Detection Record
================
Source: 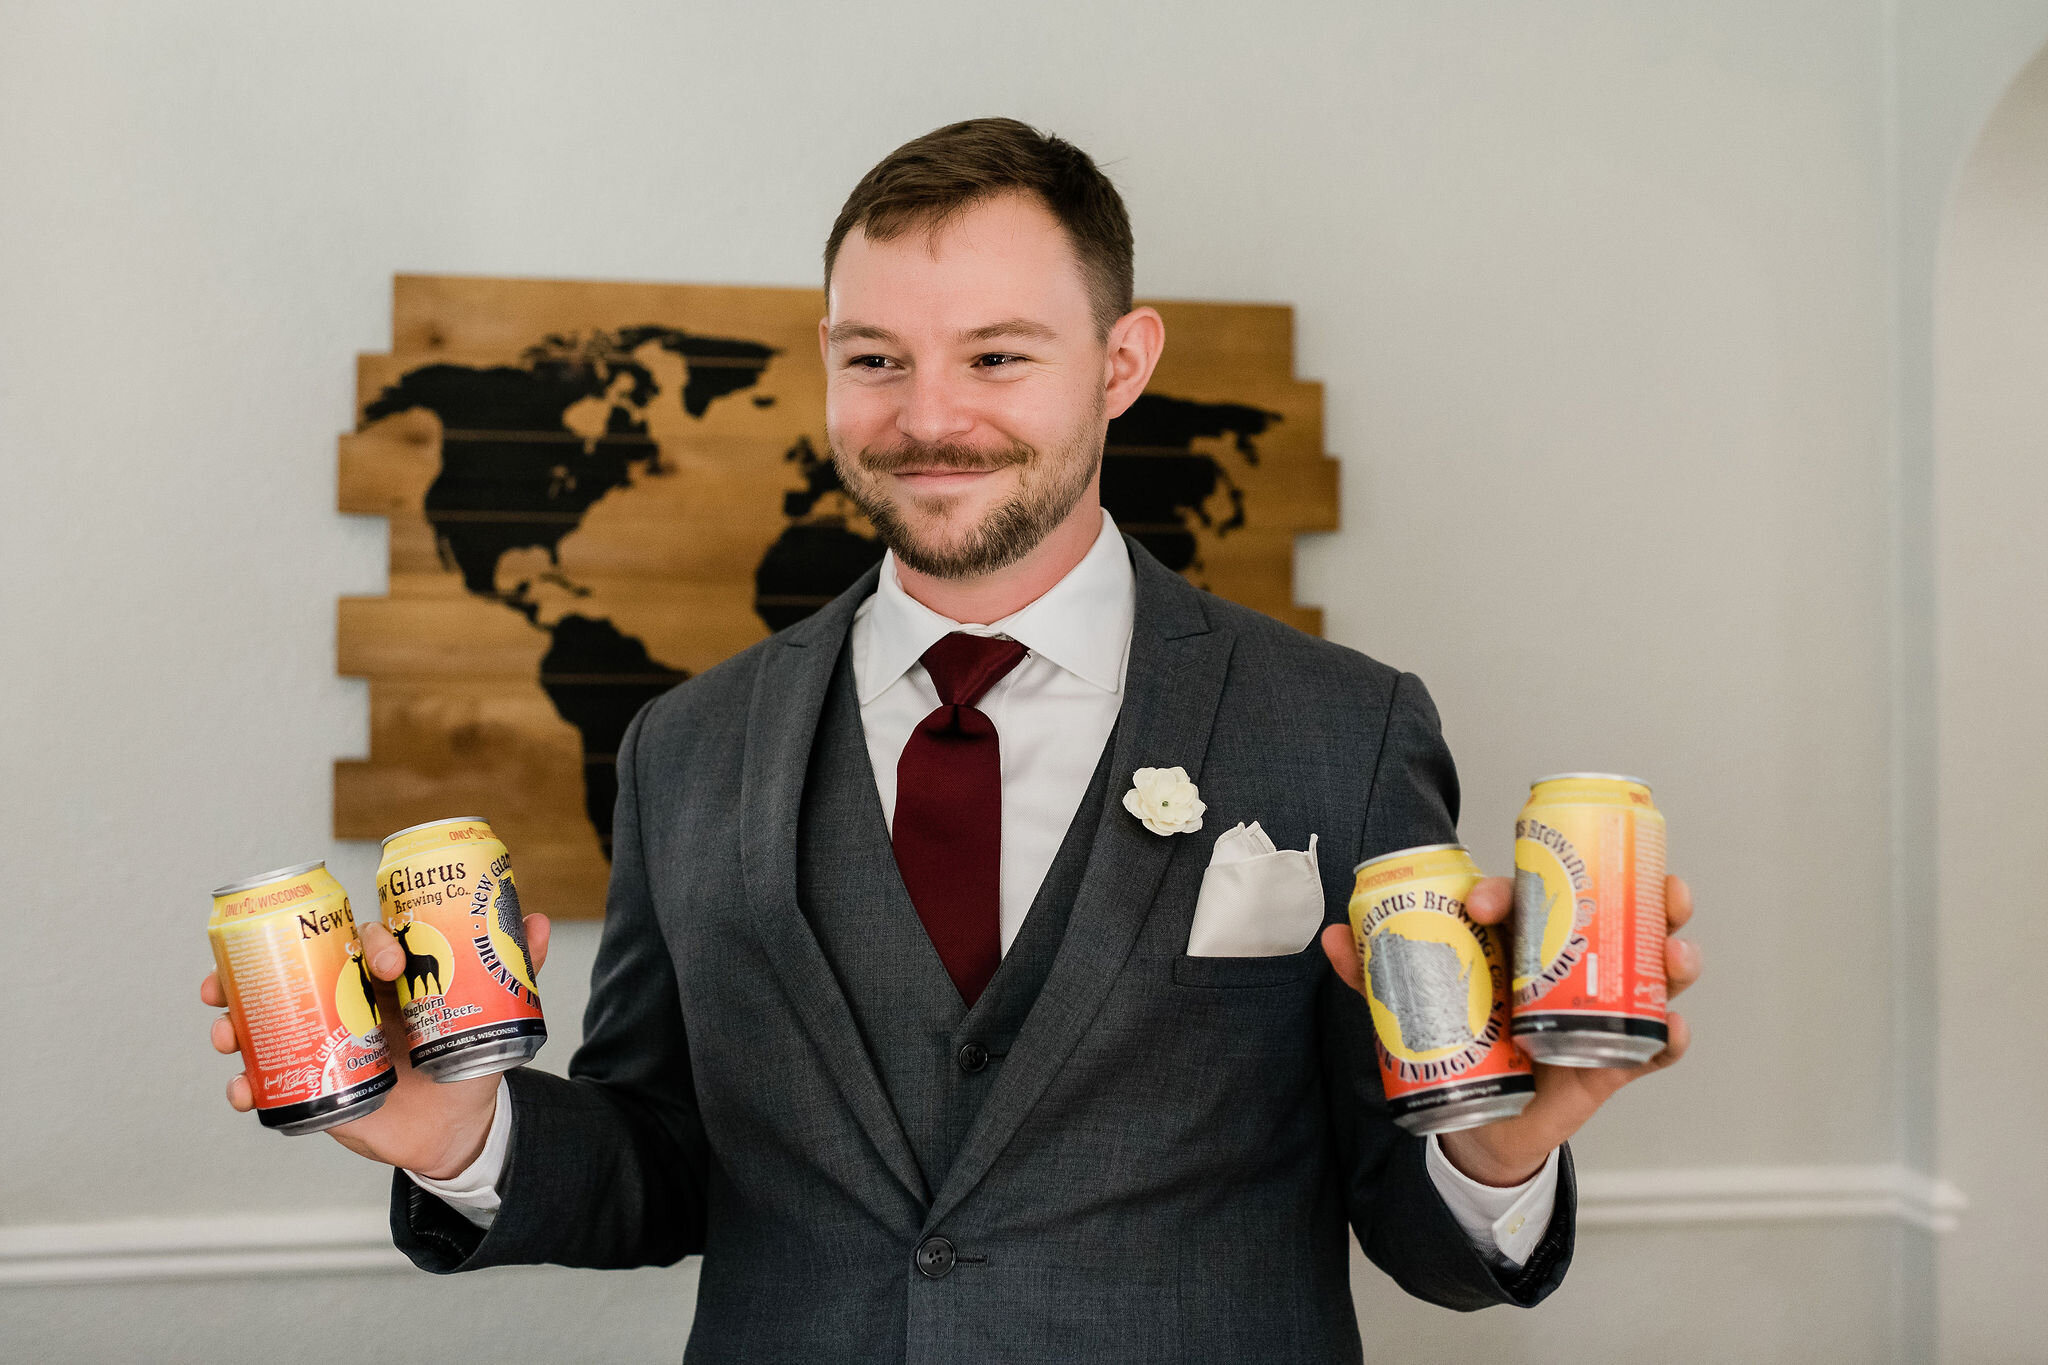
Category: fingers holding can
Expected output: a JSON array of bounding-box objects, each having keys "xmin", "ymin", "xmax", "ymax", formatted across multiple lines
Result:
[
  {"xmin": 1318, "ymin": 922, "xmax": 1365, "ymax": 999},
  {"xmin": 210, "ymin": 1005, "xmax": 253, "ymax": 1112},
  {"xmin": 1666, "ymin": 936, "xmax": 1703, "ymax": 999},
  {"xmin": 524, "ymin": 912, "xmax": 552, "ymax": 978},
  {"xmin": 1632, "ymin": 1009, "xmax": 1692, "ymax": 1076},
  {"xmin": 1660, "ymin": 1009, "xmax": 1692, "ymax": 1065},
  {"xmin": 204, "ymin": 968, "xmax": 254, "ymax": 1110},
  {"xmin": 1664, "ymin": 874, "xmax": 1694, "ymax": 932},
  {"xmin": 1461, "ymin": 875, "xmax": 1513, "ymax": 926},
  {"xmin": 356, "ymin": 920, "xmax": 405, "ymax": 981}
]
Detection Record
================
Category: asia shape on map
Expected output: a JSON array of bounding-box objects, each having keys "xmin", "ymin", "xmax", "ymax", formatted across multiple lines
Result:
[{"xmin": 338, "ymin": 276, "xmax": 1338, "ymax": 918}]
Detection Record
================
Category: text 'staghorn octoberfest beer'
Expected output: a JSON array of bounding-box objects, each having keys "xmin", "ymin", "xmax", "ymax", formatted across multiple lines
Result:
[
  {"xmin": 1349, "ymin": 844, "xmax": 1534, "ymax": 1135},
  {"xmin": 207, "ymin": 862, "xmax": 396, "ymax": 1134},
  {"xmin": 376, "ymin": 817, "xmax": 546, "ymax": 1082}
]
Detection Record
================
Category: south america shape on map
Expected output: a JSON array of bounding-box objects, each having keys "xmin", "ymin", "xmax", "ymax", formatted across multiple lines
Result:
[{"xmin": 338, "ymin": 275, "xmax": 1337, "ymax": 919}]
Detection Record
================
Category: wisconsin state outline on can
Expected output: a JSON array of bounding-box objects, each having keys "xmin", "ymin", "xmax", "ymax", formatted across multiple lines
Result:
[{"xmin": 1349, "ymin": 844, "xmax": 1534, "ymax": 1135}]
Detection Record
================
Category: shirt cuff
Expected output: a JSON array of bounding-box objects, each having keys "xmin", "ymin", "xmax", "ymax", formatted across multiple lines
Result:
[
  {"xmin": 402, "ymin": 1077, "xmax": 512, "ymax": 1230},
  {"xmin": 1423, "ymin": 1135, "xmax": 1561, "ymax": 1270}
]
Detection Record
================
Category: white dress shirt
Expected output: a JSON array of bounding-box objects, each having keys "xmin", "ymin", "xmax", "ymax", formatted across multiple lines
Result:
[
  {"xmin": 410, "ymin": 508, "xmax": 1558, "ymax": 1267},
  {"xmin": 852, "ymin": 502, "xmax": 1133, "ymax": 952}
]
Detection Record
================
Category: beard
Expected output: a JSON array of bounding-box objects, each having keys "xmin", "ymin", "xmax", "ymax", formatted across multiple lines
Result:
[{"xmin": 830, "ymin": 403, "xmax": 1104, "ymax": 581}]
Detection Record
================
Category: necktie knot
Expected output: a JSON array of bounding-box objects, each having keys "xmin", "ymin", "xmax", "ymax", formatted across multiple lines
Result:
[{"xmin": 920, "ymin": 632, "xmax": 1029, "ymax": 709}]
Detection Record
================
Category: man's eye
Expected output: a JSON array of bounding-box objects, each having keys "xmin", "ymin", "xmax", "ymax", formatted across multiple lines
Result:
[
  {"xmin": 975, "ymin": 354, "xmax": 1025, "ymax": 368},
  {"xmin": 849, "ymin": 355, "xmax": 895, "ymax": 370}
]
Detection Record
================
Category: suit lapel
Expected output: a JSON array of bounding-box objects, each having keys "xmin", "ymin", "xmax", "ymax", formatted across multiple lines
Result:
[
  {"xmin": 925, "ymin": 542, "xmax": 1235, "ymax": 1230},
  {"xmin": 737, "ymin": 565, "xmax": 931, "ymax": 1208}
]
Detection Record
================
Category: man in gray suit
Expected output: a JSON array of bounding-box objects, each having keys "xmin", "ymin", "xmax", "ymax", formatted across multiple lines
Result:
[{"xmin": 205, "ymin": 119, "xmax": 1700, "ymax": 1361}]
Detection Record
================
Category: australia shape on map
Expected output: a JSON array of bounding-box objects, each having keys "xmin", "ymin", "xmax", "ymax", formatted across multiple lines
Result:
[{"xmin": 362, "ymin": 327, "xmax": 1278, "ymax": 860}]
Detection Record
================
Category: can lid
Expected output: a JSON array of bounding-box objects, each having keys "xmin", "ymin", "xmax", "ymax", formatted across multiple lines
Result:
[
  {"xmin": 1531, "ymin": 772, "xmax": 1651, "ymax": 792},
  {"xmin": 211, "ymin": 860, "xmax": 326, "ymax": 898},
  {"xmin": 380, "ymin": 817, "xmax": 490, "ymax": 846},
  {"xmin": 1351, "ymin": 842, "xmax": 1467, "ymax": 875}
]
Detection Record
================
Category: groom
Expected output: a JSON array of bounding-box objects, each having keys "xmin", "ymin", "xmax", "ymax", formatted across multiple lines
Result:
[{"xmin": 207, "ymin": 118, "xmax": 1700, "ymax": 1362}]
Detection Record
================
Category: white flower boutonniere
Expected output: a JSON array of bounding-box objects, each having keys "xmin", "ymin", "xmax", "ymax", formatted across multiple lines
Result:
[{"xmin": 1123, "ymin": 766, "xmax": 1206, "ymax": 836}]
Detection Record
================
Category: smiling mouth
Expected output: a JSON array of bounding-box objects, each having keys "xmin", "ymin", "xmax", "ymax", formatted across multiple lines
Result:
[
  {"xmin": 885, "ymin": 469, "xmax": 1010, "ymax": 500},
  {"xmin": 857, "ymin": 441, "xmax": 1032, "ymax": 481}
]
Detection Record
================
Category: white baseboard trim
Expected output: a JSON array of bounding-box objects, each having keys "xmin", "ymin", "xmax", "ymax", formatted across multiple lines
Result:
[
  {"xmin": 0, "ymin": 1210, "xmax": 405, "ymax": 1288},
  {"xmin": 0, "ymin": 1164, "xmax": 1966, "ymax": 1288},
  {"xmin": 1578, "ymin": 1163, "xmax": 1967, "ymax": 1234}
]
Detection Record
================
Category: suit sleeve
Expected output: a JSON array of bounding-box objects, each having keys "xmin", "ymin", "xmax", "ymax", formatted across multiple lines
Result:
[
  {"xmin": 391, "ymin": 701, "xmax": 710, "ymax": 1272},
  {"xmin": 1318, "ymin": 670, "xmax": 1576, "ymax": 1309}
]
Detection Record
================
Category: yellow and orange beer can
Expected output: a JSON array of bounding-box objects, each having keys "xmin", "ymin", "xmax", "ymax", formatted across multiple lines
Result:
[
  {"xmin": 376, "ymin": 817, "xmax": 545, "ymax": 1083},
  {"xmin": 1349, "ymin": 844, "xmax": 1534, "ymax": 1135},
  {"xmin": 207, "ymin": 862, "xmax": 396, "ymax": 1134},
  {"xmin": 1511, "ymin": 774, "xmax": 1668, "ymax": 1067}
]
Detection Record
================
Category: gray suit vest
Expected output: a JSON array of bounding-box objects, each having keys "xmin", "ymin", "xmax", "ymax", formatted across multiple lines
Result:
[{"xmin": 796, "ymin": 644, "xmax": 1116, "ymax": 1192}]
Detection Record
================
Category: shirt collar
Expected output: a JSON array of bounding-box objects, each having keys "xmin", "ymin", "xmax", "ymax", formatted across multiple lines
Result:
[{"xmin": 854, "ymin": 508, "xmax": 1134, "ymax": 704}]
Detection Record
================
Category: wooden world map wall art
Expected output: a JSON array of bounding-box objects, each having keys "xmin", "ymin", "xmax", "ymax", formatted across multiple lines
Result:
[{"xmin": 337, "ymin": 274, "xmax": 1338, "ymax": 919}]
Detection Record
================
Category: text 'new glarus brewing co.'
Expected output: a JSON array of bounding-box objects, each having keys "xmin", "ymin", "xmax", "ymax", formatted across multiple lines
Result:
[
  {"xmin": 1348, "ymin": 844, "xmax": 1534, "ymax": 1135},
  {"xmin": 377, "ymin": 817, "xmax": 547, "ymax": 1082},
  {"xmin": 1511, "ymin": 774, "xmax": 1669, "ymax": 1067},
  {"xmin": 206, "ymin": 862, "xmax": 396, "ymax": 1134}
]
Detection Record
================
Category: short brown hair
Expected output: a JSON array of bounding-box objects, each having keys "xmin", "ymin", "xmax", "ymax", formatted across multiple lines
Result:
[{"xmin": 824, "ymin": 118, "xmax": 1135, "ymax": 336}]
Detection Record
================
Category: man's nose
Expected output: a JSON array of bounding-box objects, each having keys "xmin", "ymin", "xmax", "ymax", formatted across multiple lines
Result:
[{"xmin": 895, "ymin": 369, "xmax": 977, "ymax": 447}]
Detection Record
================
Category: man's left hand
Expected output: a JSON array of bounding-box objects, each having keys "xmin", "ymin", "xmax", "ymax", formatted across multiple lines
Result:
[{"xmin": 1320, "ymin": 874, "xmax": 1700, "ymax": 1187}]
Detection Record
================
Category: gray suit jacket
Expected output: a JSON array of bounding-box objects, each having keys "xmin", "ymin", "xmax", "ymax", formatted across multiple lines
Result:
[{"xmin": 392, "ymin": 537, "xmax": 1575, "ymax": 1362}]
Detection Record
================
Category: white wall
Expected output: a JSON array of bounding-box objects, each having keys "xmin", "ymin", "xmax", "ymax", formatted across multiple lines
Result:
[
  {"xmin": 0, "ymin": 2, "xmax": 2037, "ymax": 1360},
  {"xmin": 1934, "ymin": 45, "xmax": 2048, "ymax": 1365}
]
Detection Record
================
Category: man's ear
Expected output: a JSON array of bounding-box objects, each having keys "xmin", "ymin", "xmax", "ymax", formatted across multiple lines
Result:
[{"xmin": 1102, "ymin": 306, "xmax": 1166, "ymax": 421}]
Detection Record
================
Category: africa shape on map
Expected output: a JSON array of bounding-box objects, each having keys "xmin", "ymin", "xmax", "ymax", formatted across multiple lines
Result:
[{"xmin": 360, "ymin": 325, "xmax": 1281, "ymax": 859}]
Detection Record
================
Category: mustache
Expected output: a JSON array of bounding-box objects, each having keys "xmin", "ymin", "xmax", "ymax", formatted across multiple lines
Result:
[{"xmin": 853, "ymin": 440, "xmax": 1031, "ymax": 476}]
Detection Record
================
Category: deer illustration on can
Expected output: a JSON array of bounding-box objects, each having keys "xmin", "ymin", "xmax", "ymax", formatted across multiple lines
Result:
[
  {"xmin": 347, "ymin": 940, "xmax": 381, "ymax": 1028},
  {"xmin": 391, "ymin": 917, "xmax": 444, "ymax": 999}
]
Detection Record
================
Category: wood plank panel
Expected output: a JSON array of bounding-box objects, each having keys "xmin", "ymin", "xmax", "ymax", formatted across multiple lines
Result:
[{"xmin": 339, "ymin": 274, "xmax": 1340, "ymax": 918}]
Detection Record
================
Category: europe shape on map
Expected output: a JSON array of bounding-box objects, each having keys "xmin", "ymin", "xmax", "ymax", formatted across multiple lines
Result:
[{"xmin": 338, "ymin": 276, "xmax": 1338, "ymax": 919}]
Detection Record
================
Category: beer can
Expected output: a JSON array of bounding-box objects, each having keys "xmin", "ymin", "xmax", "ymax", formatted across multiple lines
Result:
[
  {"xmin": 1349, "ymin": 843, "xmax": 1535, "ymax": 1135},
  {"xmin": 376, "ymin": 817, "xmax": 546, "ymax": 1082},
  {"xmin": 1511, "ymin": 773, "xmax": 1668, "ymax": 1067},
  {"xmin": 207, "ymin": 862, "xmax": 396, "ymax": 1134}
]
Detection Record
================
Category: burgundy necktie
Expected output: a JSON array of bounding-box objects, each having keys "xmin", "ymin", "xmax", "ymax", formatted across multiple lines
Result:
[{"xmin": 893, "ymin": 632, "xmax": 1031, "ymax": 1005}]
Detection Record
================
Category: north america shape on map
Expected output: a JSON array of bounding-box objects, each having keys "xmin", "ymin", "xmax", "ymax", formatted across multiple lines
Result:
[{"xmin": 361, "ymin": 326, "xmax": 1279, "ymax": 860}]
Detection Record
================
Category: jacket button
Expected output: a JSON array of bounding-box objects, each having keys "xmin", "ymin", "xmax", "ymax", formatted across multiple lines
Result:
[
  {"xmin": 915, "ymin": 1236, "xmax": 956, "ymax": 1279},
  {"xmin": 956, "ymin": 1042, "xmax": 990, "ymax": 1074}
]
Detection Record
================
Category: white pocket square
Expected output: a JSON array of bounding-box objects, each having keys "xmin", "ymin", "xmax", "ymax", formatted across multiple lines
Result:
[{"xmin": 1185, "ymin": 821, "xmax": 1324, "ymax": 957}]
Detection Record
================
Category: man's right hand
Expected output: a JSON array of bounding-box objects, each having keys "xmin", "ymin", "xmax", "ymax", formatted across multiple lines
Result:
[{"xmin": 201, "ymin": 912, "xmax": 552, "ymax": 1180}]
